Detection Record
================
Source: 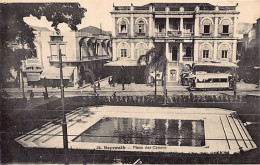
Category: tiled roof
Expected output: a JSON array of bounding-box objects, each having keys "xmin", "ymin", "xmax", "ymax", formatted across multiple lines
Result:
[
  {"xmin": 79, "ymin": 26, "xmax": 111, "ymax": 36},
  {"xmin": 31, "ymin": 26, "xmax": 51, "ymax": 31}
]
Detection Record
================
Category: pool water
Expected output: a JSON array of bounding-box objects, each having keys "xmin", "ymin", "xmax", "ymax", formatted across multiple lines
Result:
[{"xmin": 73, "ymin": 117, "xmax": 205, "ymax": 147}]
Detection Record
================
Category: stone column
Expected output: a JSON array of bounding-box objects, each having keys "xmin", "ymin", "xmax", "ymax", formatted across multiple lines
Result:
[
  {"xmin": 111, "ymin": 15, "xmax": 116, "ymax": 37},
  {"xmin": 179, "ymin": 42, "xmax": 183, "ymax": 62},
  {"xmin": 130, "ymin": 41, "xmax": 135, "ymax": 60},
  {"xmin": 166, "ymin": 42, "xmax": 170, "ymax": 60},
  {"xmin": 213, "ymin": 40, "xmax": 218, "ymax": 60},
  {"xmin": 130, "ymin": 14, "xmax": 134, "ymax": 37},
  {"xmin": 149, "ymin": 15, "xmax": 153, "ymax": 37},
  {"xmin": 194, "ymin": 41, "xmax": 199, "ymax": 62},
  {"xmin": 112, "ymin": 41, "xmax": 117, "ymax": 61},
  {"xmin": 166, "ymin": 16, "xmax": 169, "ymax": 36},
  {"xmin": 180, "ymin": 18, "xmax": 184, "ymax": 36},
  {"xmin": 234, "ymin": 16, "xmax": 238, "ymax": 37},
  {"xmin": 194, "ymin": 15, "xmax": 199, "ymax": 36},
  {"xmin": 232, "ymin": 40, "xmax": 237, "ymax": 62},
  {"xmin": 214, "ymin": 17, "xmax": 219, "ymax": 37}
]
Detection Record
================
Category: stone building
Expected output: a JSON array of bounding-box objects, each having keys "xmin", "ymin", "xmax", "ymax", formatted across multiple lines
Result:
[
  {"xmin": 22, "ymin": 26, "xmax": 112, "ymax": 88},
  {"xmin": 109, "ymin": 3, "xmax": 240, "ymax": 86}
]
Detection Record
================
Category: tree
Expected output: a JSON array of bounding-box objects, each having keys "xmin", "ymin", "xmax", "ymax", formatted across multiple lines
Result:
[
  {"xmin": 137, "ymin": 45, "xmax": 168, "ymax": 104},
  {"xmin": 0, "ymin": 3, "xmax": 87, "ymax": 87},
  {"xmin": 79, "ymin": 68, "xmax": 97, "ymax": 95}
]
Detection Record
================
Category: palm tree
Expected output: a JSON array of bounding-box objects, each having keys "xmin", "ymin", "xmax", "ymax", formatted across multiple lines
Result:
[{"xmin": 137, "ymin": 45, "xmax": 168, "ymax": 104}]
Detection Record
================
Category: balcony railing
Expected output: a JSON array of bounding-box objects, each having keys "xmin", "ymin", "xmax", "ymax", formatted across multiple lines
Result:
[
  {"xmin": 168, "ymin": 61, "xmax": 179, "ymax": 67},
  {"xmin": 118, "ymin": 33, "xmax": 128, "ymax": 37},
  {"xmin": 154, "ymin": 31, "xmax": 194, "ymax": 37},
  {"xmin": 220, "ymin": 33, "xmax": 231, "ymax": 37},
  {"xmin": 135, "ymin": 32, "xmax": 146, "ymax": 36},
  {"xmin": 25, "ymin": 58, "xmax": 40, "ymax": 64},
  {"xmin": 155, "ymin": 32, "xmax": 167, "ymax": 37},
  {"xmin": 182, "ymin": 57, "xmax": 193, "ymax": 61},
  {"xmin": 201, "ymin": 33, "xmax": 212, "ymax": 37},
  {"xmin": 167, "ymin": 31, "xmax": 182, "ymax": 37},
  {"xmin": 182, "ymin": 32, "xmax": 194, "ymax": 37}
]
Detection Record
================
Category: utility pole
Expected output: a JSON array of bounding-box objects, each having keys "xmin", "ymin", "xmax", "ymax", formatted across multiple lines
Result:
[
  {"xmin": 59, "ymin": 49, "xmax": 69, "ymax": 165},
  {"xmin": 154, "ymin": 49, "xmax": 157, "ymax": 98},
  {"xmin": 21, "ymin": 67, "xmax": 26, "ymax": 99}
]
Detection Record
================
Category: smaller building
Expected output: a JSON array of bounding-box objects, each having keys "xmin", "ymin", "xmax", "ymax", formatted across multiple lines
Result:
[{"xmin": 22, "ymin": 26, "xmax": 112, "ymax": 88}]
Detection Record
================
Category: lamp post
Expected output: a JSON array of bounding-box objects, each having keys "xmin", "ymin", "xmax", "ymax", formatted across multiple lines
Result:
[{"xmin": 59, "ymin": 48, "xmax": 69, "ymax": 165}]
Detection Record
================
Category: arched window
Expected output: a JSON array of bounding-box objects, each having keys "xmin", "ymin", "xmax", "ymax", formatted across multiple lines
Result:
[
  {"xmin": 201, "ymin": 44, "xmax": 211, "ymax": 58},
  {"xmin": 120, "ymin": 20, "xmax": 127, "ymax": 33},
  {"xmin": 202, "ymin": 19, "xmax": 212, "ymax": 34},
  {"xmin": 218, "ymin": 44, "xmax": 231, "ymax": 59},
  {"xmin": 136, "ymin": 43, "xmax": 147, "ymax": 59},
  {"xmin": 138, "ymin": 20, "xmax": 145, "ymax": 33},
  {"xmin": 221, "ymin": 19, "xmax": 232, "ymax": 34},
  {"xmin": 118, "ymin": 42, "xmax": 130, "ymax": 59}
]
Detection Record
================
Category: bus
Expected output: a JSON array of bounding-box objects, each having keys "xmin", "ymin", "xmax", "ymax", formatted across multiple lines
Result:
[
  {"xmin": 188, "ymin": 73, "xmax": 235, "ymax": 90},
  {"xmin": 187, "ymin": 62, "xmax": 237, "ymax": 90}
]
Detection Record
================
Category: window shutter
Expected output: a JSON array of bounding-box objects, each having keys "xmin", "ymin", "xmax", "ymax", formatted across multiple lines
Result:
[
  {"xmin": 210, "ymin": 24, "xmax": 213, "ymax": 34},
  {"xmin": 230, "ymin": 24, "xmax": 234, "ymax": 36},
  {"xmin": 217, "ymin": 50, "xmax": 221, "ymax": 60},
  {"xmin": 210, "ymin": 49, "xmax": 213, "ymax": 59},
  {"xmin": 200, "ymin": 23, "xmax": 203, "ymax": 34},
  {"xmin": 199, "ymin": 49, "xmax": 202, "ymax": 59},
  {"xmin": 145, "ymin": 23, "xmax": 148, "ymax": 36},
  {"xmin": 135, "ymin": 24, "xmax": 138, "ymax": 34},
  {"xmin": 228, "ymin": 49, "xmax": 232, "ymax": 59},
  {"xmin": 219, "ymin": 24, "xmax": 223, "ymax": 34},
  {"xmin": 127, "ymin": 49, "xmax": 131, "ymax": 58}
]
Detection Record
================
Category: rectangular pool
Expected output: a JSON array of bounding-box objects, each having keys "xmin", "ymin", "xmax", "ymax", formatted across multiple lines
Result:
[{"xmin": 73, "ymin": 117, "xmax": 205, "ymax": 147}]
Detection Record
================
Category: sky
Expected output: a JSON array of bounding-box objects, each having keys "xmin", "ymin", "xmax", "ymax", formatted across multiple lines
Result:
[{"xmin": 19, "ymin": 0, "xmax": 260, "ymax": 32}]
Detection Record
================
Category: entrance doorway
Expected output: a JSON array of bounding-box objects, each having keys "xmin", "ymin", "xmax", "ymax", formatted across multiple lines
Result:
[
  {"xmin": 171, "ymin": 46, "xmax": 178, "ymax": 61},
  {"xmin": 170, "ymin": 69, "xmax": 177, "ymax": 81}
]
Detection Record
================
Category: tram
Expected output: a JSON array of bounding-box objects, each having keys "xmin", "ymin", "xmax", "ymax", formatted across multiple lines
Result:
[
  {"xmin": 187, "ymin": 62, "xmax": 237, "ymax": 90},
  {"xmin": 188, "ymin": 73, "xmax": 235, "ymax": 90}
]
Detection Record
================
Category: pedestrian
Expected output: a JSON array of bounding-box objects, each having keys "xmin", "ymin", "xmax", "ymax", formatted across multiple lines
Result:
[
  {"xmin": 111, "ymin": 76, "xmax": 115, "ymax": 87},
  {"xmin": 108, "ymin": 77, "xmax": 111, "ymax": 86},
  {"xmin": 97, "ymin": 81, "xmax": 101, "ymax": 90},
  {"xmin": 30, "ymin": 90, "xmax": 34, "ymax": 100},
  {"xmin": 122, "ymin": 82, "xmax": 125, "ymax": 90},
  {"xmin": 43, "ymin": 92, "xmax": 46, "ymax": 100}
]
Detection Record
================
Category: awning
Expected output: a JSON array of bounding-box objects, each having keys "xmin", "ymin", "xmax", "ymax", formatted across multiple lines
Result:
[
  {"xmin": 26, "ymin": 73, "xmax": 41, "ymax": 81},
  {"xmin": 104, "ymin": 60, "xmax": 146, "ymax": 67},
  {"xmin": 40, "ymin": 66, "xmax": 75, "ymax": 80},
  {"xmin": 194, "ymin": 61, "xmax": 238, "ymax": 68}
]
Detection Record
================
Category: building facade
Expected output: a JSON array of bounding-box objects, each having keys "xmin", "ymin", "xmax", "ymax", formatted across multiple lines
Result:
[
  {"xmin": 22, "ymin": 26, "xmax": 112, "ymax": 88},
  {"xmin": 110, "ymin": 3, "xmax": 240, "ymax": 86}
]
